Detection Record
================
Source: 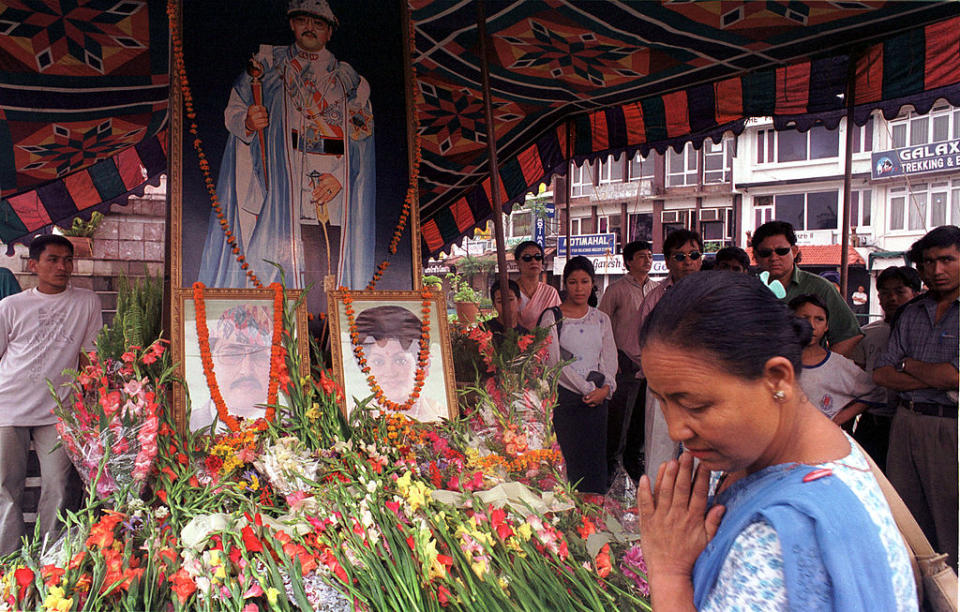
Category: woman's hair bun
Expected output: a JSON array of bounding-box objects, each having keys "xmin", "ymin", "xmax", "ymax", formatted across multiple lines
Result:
[{"xmin": 791, "ymin": 317, "xmax": 813, "ymax": 348}]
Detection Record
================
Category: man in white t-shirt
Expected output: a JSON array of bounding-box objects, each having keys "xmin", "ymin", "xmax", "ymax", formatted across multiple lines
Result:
[{"xmin": 0, "ymin": 235, "xmax": 102, "ymax": 554}]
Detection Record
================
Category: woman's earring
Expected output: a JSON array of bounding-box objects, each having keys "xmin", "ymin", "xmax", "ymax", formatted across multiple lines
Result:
[{"xmin": 773, "ymin": 390, "xmax": 786, "ymax": 401}]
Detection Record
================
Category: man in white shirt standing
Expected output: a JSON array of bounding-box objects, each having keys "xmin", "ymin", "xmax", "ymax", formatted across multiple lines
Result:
[
  {"xmin": 598, "ymin": 240, "xmax": 658, "ymax": 484},
  {"xmin": 0, "ymin": 235, "xmax": 102, "ymax": 554}
]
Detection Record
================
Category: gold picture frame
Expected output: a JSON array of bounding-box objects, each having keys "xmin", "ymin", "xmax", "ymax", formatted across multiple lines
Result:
[
  {"xmin": 171, "ymin": 287, "xmax": 309, "ymax": 431},
  {"xmin": 327, "ymin": 290, "xmax": 456, "ymax": 422}
]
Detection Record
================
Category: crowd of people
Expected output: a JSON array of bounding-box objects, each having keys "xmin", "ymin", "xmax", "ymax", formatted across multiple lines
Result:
[
  {"xmin": 2, "ymin": 220, "xmax": 956, "ymax": 607},
  {"xmin": 486, "ymin": 222, "xmax": 958, "ymax": 607}
]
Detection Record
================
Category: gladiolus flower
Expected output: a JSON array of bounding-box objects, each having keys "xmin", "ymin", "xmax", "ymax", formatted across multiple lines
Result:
[
  {"xmin": 14, "ymin": 567, "xmax": 34, "ymax": 601},
  {"xmin": 170, "ymin": 569, "xmax": 197, "ymax": 604},
  {"xmin": 241, "ymin": 525, "xmax": 263, "ymax": 553}
]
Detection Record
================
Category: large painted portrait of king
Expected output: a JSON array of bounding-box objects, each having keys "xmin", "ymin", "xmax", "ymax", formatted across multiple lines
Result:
[{"xmin": 175, "ymin": 0, "xmax": 413, "ymax": 321}]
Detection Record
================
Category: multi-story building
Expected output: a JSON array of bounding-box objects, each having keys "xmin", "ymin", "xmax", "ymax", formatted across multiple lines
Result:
[{"xmin": 435, "ymin": 101, "xmax": 960, "ymax": 319}]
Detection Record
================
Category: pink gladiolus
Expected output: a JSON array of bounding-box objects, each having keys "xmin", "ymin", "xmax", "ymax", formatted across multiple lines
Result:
[
  {"xmin": 123, "ymin": 378, "xmax": 144, "ymax": 397},
  {"xmin": 620, "ymin": 544, "xmax": 650, "ymax": 596},
  {"xmin": 120, "ymin": 351, "xmax": 136, "ymax": 363}
]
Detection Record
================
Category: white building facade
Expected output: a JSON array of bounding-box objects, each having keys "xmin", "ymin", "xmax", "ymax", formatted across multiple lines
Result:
[{"xmin": 432, "ymin": 101, "xmax": 960, "ymax": 318}]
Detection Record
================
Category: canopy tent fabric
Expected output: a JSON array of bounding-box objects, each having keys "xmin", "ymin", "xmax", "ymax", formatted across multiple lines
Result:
[
  {"xmin": 0, "ymin": 0, "xmax": 169, "ymax": 251},
  {"xmin": 414, "ymin": 1, "xmax": 960, "ymax": 258}
]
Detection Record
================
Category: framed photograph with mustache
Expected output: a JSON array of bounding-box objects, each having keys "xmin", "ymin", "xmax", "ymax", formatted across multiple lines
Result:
[
  {"xmin": 328, "ymin": 290, "xmax": 457, "ymax": 423},
  {"xmin": 171, "ymin": 287, "xmax": 309, "ymax": 432}
]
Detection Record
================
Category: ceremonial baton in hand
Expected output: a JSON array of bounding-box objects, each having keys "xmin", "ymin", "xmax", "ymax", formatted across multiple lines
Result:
[{"xmin": 247, "ymin": 56, "xmax": 268, "ymax": 190}]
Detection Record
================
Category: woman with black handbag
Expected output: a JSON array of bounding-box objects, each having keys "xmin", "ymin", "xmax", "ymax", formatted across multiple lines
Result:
[{"xmin": 539, "ymin": 256, "xmax": 618, "ymax": 496}]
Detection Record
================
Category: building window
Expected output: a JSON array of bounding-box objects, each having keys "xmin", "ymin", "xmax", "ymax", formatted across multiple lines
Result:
[
  {"xmin": 890, "ymin": 105, "xmax": 959, "ymax": 149},
  {"xmin": 510, "ymin": 210, "xmax": 532, "ymax": 239},
  {"xmin": 772, "ymin": 190, "xmax": 839, "ymax": 230},
  {"xmin": 754, "ymin": 195, "xmax": 774, "ymax": 229},
  {"xmin": 703, "ymin": 139, "xmax": 733, "ymax": 184},
  {"xmin": 598, "ymin": 154, "xmax": 624, "ymax": 184},
  {"xmin": 667, "ymin": 142, "xmax": 698, "ymax": 187},
  {"xmin": 627, "ymin": 151, "xmax": 657, "ymax": 181},
  {"xmin": 850, "ymin": 189, "xmax": 871, "ymax": 228},
  {"xmin": 758, "ymin": 125, "xmax": 840, "ymax": 163},
  {"xmin": 628, "ymin": 213, "xmax": 653, "ymax": 242},
  {"xmin": 888, "ymin": 180, "xmax": 960, "ymax": 232},
  {"xmin": 661, "ymin": 209, "xmax": 691, "ymax": 242},
  {"xmin": 570, "ymin": 160, "xmax": 595, "ymax": 197},
  {"xmin": 570, "ymin": 217, "xmax": 583, "ymax": 235},
  {"xmin": 597, "ymin": 213, "xmax": 622, "ymax": 238},
  {"xmin": 851, "ymin": 117, "xmax": 873, "ymax": 154},
  {"xmin": 628, "ymin": 151, "xmax": 655, "ymax": 181},
  {"xmin": 699, "ymin": 207, "xmax": 733, "ymax": 250}
]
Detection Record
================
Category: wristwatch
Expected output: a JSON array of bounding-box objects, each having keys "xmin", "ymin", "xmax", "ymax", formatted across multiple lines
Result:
[{"xmin": 896, "ymin": 359, "xmax": 907, "ymax": 373}]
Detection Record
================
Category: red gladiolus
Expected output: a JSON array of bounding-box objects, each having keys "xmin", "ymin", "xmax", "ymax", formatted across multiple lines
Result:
[
  {"xmin": 14, "ymin": 567, "xmax": 34, "ymax": 601},
  {"xmin": 41, "ymin": 564, "xmax": 65, "ymax": 587},
  {"xmin": 241, "ymin": 525, "xmax": 263, "ymax": 553},
  {"xmin": 170, "ymin": 568, "xmax": 197, "ymax": 604}
]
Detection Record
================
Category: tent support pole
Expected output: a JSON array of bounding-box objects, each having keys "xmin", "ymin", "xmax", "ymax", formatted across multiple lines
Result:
[
  {"xmin": 840, "ymin": 50, "xmax": 858, "ymax": 301},
  {"xmin": 477, "ymin": 2, "xmax": 514, "ymax": 329},
  {"xmin": 565, "ymin": 122, "xmax": 571, "ymax": 272}
]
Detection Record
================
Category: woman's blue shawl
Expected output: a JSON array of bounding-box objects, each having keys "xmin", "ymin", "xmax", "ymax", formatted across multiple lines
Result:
[{"xmin": 692, "ymin": 463, "xmax": 898, "ymax": 611}]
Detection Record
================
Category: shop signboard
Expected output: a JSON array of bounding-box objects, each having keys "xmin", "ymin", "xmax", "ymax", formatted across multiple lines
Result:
[
  {"xmin": 872, "ymin": 137, "xmax": 960, "ymax": 179},
  {"xmin": 557, "ymin": 233, "xmax": 616, "ymax": 257},
  {"xmin": 553, "ymin": 254, "xmax": 669, "ymax": 276}
]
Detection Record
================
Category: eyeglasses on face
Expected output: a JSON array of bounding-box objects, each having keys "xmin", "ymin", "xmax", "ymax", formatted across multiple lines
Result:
[
  {"xmin": 756, "ymin": 246, "xmax": 792, "ymax": 258},
  {"xmin": 520, "ymin": 254, "xmax": 543, "ymax": 262},
  {"xmin": 214, "ymin": 346, "xmax": 270, "ymax": 367},
  {"xmin": 671, "ymin": 251, "xmax": 701, "ymax": 262}
]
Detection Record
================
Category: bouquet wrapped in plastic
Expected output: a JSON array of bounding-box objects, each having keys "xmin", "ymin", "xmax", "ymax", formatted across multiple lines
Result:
[{"xmin": 53, "ymin": 341, "xmax": 167, "ymax": 500}]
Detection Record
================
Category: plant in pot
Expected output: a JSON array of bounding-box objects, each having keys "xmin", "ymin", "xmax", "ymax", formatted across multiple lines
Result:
[
  {"xmin": 446, "ymin": 271, "xmax": 482, "ymax": 325},
  {"xmin": 59, "ymin": 211, "xmax": 104, "ymax": 258},
  {"xmin": 422, "ymin": 274, "xmax": 443, "ymax": 294}
]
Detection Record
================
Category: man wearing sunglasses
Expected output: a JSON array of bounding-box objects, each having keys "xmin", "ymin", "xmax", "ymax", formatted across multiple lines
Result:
[
  {"xmin": 751, "ymin": 221, "xmax": 863, "ymax": 357},
  {"xmin": 632, "ymin": 229, "xmax": 704, "ymax": 482},
  {"xmin": 599, "ymin": 240, "xmax": 659, "ymax": 485}
]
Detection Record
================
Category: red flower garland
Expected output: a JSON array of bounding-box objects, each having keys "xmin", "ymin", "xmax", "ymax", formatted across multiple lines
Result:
[
  {"xmin": 193, "ymin": 282, "xmax": 285, "ymax": 430},
  {"xmin": 341, "ymin": 288, "xmax": 433, "ymax": 412}
]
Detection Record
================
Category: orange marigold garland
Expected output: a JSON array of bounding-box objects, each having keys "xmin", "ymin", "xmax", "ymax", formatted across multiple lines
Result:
[
  {"xmin": 168, "ymin": 0, "xmax": 262, "ymax": 288},
  {"xmin": 341, "ymin": 288, "xmax": 433, "ymax": 412},
  {"xmin": 193, "ymin": 282, "xmax": 286, "ymax": 430}
]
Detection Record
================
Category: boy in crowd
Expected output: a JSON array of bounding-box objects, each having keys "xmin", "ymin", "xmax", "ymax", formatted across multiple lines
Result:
[
  {"xmin": 714, "ymin": 246, "xmax": 751, "ymax": 273},
  {"xmin": 789, "ymin": 294, "xmax": 880, "ymax": 424},
  {"xmin": 484, "ymin": 279, "xmax": 529, "ymax": 346}
]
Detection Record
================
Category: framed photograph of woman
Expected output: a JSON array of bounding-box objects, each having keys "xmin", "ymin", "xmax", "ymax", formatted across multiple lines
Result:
[
  {"xmin": 172, "ymin": 287, "xmax": 309, "ymax": 431},
  {"xmin": 328, "ymin": 290, "xmax": 456, "ymax": 422}
]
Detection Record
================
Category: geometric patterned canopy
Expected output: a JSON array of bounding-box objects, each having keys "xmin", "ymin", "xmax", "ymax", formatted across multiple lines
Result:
[
  {"xmin": 414, "ymin": 1, "xmax": 960, "ymax": 257},
  {"xmin": 0, "ymin": 0, "xmax": 169, "ymax": 249}
]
